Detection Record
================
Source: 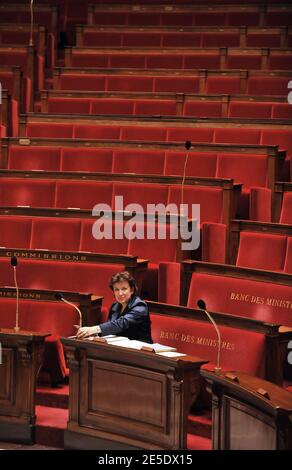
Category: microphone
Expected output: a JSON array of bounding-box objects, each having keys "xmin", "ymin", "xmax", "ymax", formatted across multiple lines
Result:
[
  {"xmin": 10, "ymin": 256, "xmax": 20, "ymax": 332},
  {"xmin": 54, "ymin": 292, "xmax": 82, "ymax": 328},
  {"xmin": 197, "ymin": 299, "xmax": 221, "ymax": 374},
  {"xmin": 180, "ymin": 140, "xmax": 192, "ymax": 211}
]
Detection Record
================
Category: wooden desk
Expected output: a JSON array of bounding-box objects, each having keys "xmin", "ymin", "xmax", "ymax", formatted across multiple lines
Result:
[
  {"xmin": 202, "ymin": 369, "xmax": 292, "ymax": 450},
  {"xmin": 62, "ymin": 337, "xmax": 207, "ymax": 450},
  {"xmin": 0, "ymin": 329, "xmax": 48, "ymax": 443}
]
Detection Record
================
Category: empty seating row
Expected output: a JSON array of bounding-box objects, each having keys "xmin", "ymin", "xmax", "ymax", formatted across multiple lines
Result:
[
  {"xmin": 20, "ymin": 115, "xmax": 292, "ymax": 159},
  {"xmin": 87, "ymin": 4, "xmax": 292, "ymax": 28},
  {"xmin": 2, "ymin": 139, "xmax": 283, "ymax": 221},
  {"xmin": 53, "ymin": 68, "xmax": 291, "ymax": 96},
  {"xmin": 230, "ymin": 220, "xmax": 292, "ymax": 271},
  {"xmin": 40, "ymin": 90, "xmax": 292, "ymax": 120},
  {"xmin": 0, "ymin": 4, "xmax": 57, "ymax": 33},
  {"xmin": 0, "ymin": 23, "xmax": 55, "ymax": 68},
  {"xmin": 64, "ymin": 47, "xmax": 292, "ymax": 71},
  {"xmin": 0, "ymin": 66, "xmax": 29, "ymax": 115},
  {"xmin": 76, "ymin": 25, "xmax": 292, "ymax": 48},
  {"xmin": 0, "ymin": 45, "xmax": 44, "ymax": 108}
]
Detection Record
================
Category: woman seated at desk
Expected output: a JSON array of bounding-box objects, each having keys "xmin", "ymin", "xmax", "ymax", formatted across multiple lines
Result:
[{"xmin": 76, "ymin": 271, "xmax": 153, "ymax": 343}]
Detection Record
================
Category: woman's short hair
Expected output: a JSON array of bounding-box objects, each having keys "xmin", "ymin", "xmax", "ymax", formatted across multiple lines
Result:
[{"xmin": 109, "ymin": 271, "xmax": 137, "ymax": 294}]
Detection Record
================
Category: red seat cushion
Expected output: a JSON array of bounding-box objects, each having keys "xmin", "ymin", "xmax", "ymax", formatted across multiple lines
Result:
[{"xmin": 236, "ymin": 232, "xmax": 287, "ymax": 271}]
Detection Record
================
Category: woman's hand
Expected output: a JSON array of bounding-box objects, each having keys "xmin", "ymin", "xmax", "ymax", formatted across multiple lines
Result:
[{"xmin": 76, "ymin": 325, "xmax": 99, "ymax": 339}]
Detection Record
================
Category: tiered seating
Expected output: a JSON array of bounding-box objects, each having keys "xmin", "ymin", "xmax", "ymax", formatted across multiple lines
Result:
[
  {"xmin": 274, "ymin": 182, "xmax": 292, "ymax": 223},
  {"xmin": 63, "ymin": 46, "xmax": 292, "ymax": 71},
  {"xmin": 40, "ymin": 89, "xmax": 292, "ymax": 120},
  {"xmin": 87, "ymin": 3, "xmax": 292, "ymax": 27},
  {"xmin": 76, "ymin": 25, "xmax": 291, "ymax": 48},
  {"xmin": 53, "ymin": 67, "xmax": 291, "ymax": 96}
]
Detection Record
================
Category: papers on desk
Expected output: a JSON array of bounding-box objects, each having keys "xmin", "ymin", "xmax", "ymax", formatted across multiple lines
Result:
[
  {"xmin": 101, "ymin": 338, "xmax": 178, "ymax": 353},
  {"xmin": 156, "ymin": 351, "xmax": 187, "ymax": 358},
  {"xmin": 92, "ymin": 335, "xmax": 128, "ymax": 343}
]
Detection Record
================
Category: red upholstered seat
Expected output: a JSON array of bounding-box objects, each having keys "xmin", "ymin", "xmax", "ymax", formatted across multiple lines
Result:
[
  {"xmin": 0, "ymin": 178, "xmax": 56, "ymax": 208},
  {"xmin": 55, "ymin": 180, "xmax": 113, "ymax": 210},
  {"xmin": 113, "ymin": 182, "xmax": 168, "ymax": 210},
  {"xmin": 0, "ymin": 216, "xmax": 32, "ymax": 248},
  {"xmin": 183, "ymin": 101, "xmax": 223, "ymax": 118},
  {"xmin": 154, "ymin": 76, "xmax": 200, "ymax": 93},
  {"xmin": 59, "ymin": 74, "xmax": 106, "ymax": 91},
  {"xmin": 80, "ymin": 219, "xmax": 129, "ymax": 254},
  {"xmin": 47, "ymin": 98, "xmax": 91, "ymax": 114},
  {"xmin": 90, "ymin": 98, "xmax": 134, "ymax": 115},
  {"xmin": 150, "ymin": 313, "xmax": 266, "ymax": 377},
  {"xmin": 73, "ymin": 124, "xmax": 120, "ymax": 140},
  {"xmin": 168, "ymin": 185, "xmax": 223, "ymax": 223},
  {"xmin": 120, "ymin": 125, "xmax": 167, "ymax": 141},
  {"xmin": 184, "ymin": 52, "xmax": 220, "ymax": 69},
  {"xmin": 201, "ymin": 31, "xmax": 239, "ymax": 47},
  {"xmin": 214, "ymin": 128, "xmax": 261, "ymax": 144},
  {"xmin": 107, "ymin": 76, "xmax": 153, "ymax": 92},
  {"xmin": 164, "ymin": 151, "xmax": 217, "ymax": 177},
  {"xmin": 26, "ymin": 123, "xmax": 73, "ymax": 138},
  {"xmin": 226, "ymin": 53, "xmax": 262, "ymax": 69},
  {"xmin": 247, "ymin": 77, "xmax": 290, "ymax": 96},
  {"xmin": 268, "ymin": 52, "xmax": 292, "ymax": 71},
  {"xmin": 8, "ymin": 145, "xmax": 61, "ymax": 171},
  {"xmin": 283, "ymin": 237, "xmax": 292, "ymax": 274},
  {"xmin": 187, "ymin": 272, "xmax": 292, "ymax": 327},
  {"xmin": 280, "ymin": 193, "xmax": 292, "ymax": 224},
  {"xmin": 61, "ymin": 147, "xmax": 113, "ymax": 172},
  {"xmin": 246, "ymin": 32, "xmax": 281, "ymax": 48},
  {"xmin": 261, "ymin": 129, "xmax": 292, "ymax": 157},
  {"xmin": 30, "ymin": 217, "xmax": 82, "ymax": 252},
  {"xmin": 272, "ymin": 103, "xmax": 292, "ymax": 120},
  {"xmin": 228, "ymin": 101, "xmax": 272, "ymax": 119},
  {"xmin": 236, "ymin": 232, "xmax": 287, "ymax": 271},
  {"xmin": 134, "ymin": 99, "xmax": 177, "ymax": 116},
  {"xmin": 112, "ymin": 149, "xmax": 165, "ymax": 175},
  {"xmin": 206, "ymin": 77, "xmax": 241, "ymax": 94},
  {"xmin": 167, "ymin": 127, "xmax": 213, "ymax": 143}
]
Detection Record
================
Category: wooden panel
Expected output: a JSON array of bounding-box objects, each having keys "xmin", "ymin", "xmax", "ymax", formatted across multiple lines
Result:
[{"xmin": 0, "ymin": 348, "xmax": 14, "ymax": 405}]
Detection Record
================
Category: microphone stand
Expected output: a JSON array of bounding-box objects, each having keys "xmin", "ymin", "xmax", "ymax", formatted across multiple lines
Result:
[
  {"xmin": 55, "ymin": 293, "xmax": 82, "ymax": 328},
  {"xmin": 13, "ymin": 265, "xmax": 20, "ymax": 333},
  {"xmin": 29, "ymin": 0, "xmax": 34, "ymax": 46},
  {"xmin": 197, "ymin": 300, "xmax": 221, "ymax": 374}
]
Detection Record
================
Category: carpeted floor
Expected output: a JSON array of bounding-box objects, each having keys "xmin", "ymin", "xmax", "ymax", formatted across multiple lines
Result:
[{"xmin": 0, "ymin": 442, "xmax": 59, "ymax": 450}]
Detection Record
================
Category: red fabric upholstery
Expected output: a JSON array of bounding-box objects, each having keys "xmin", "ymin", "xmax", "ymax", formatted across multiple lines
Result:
[
  {"xmin": 26, "ymin": 123, "xmax": 73, "ymax": 138},
  {"xmin": 59, "ymin": 74, "xmax": 106, "ymax": 91},
  {"xmin": 236, "ymin": 232, "xmax": 287, "ymax": 271},
  {"xmin": 167, "ymin": 127, "xmax": 213, "ymax": 143},
  {"xmin": 228, "ymin": 102, "xmax": 272, "ymax": 119},
  {"xmin": 158, "ymin": 261, "xmax": 181, "ymax": 304},
  {"xmin": 120, "ymin": 125, "xmax": 167, "ymax": 141},
  {"xmin": 150, "ymin": 313, "xmax": 266, "ymax": 377},
  {"xmin": 80, "ymin": 219, "xmax": 129, "ymax": 254},
  {"xmin": 226, "ymin": 53, "xmax": 262, "ymax": 69},
  {"xmin": 246, "ymin": 32, "xmax": 281, "ymax": 47},
  {"xmin": 261, "ymin": 129, "xmax": 292, "ymax": 157},
  {"xmin": 107, "ymin": 76, "xmax": 153, "ymax": 92},
  {"xmin": 247, "ymin": 77, "xmax": 290, "ymax": 96},
  {"xmin": 164, "ymin": 151, "xmax": 217, "ymax": 177},
  {"xmin": 187, "ymin": 272, "xmax": 292, "ymax": 327},
  {"xmin": 216, "ymin": 153, "xmax": 268, "ymax": 188},
  {"xmin": 48, "ymin": 98, "xmax": 91, "ymax": 114},
  {"xmin": 0, "ymin": 216, "xmax": 32, "ymax": 248},
  {"xmin": 268, "ymin": 52, "xmax": 292, "ymax": 70},
  {"xmin": 0, "ymin": 258, "xmax": 124, "ymax": 310},
  {"xmin": 55, "ymin": 180, "xmax": 113, "ymax": 210},
  {"xmin": 280, "ymin": 193, "xmax": 292, "ymax": 224},
  {"xmin": 183, "ymin": 101, "xmax": 223, "ymax": 118},
  {"xmin": 113, "ymin": 182, "xmax": 168, "ymax": 210},
  {"xmin": 154, "ymin": 77, "xmax": 200, "ymax": 93},
  {"xmin": 168, "ymin": 185, "xmax": 223, "ymax": 224},
  {"xmin": 214, "ymin": 128, "xmax": 261, "ymax": 145},
  {"xmin": 0, "ymin": 178, "xmax": 56, "ymax": 208},
  {"xmin": 272, "ymin": 103, "xmax": 292, "ymax": 120},
  {"xmin": 8, "ymin": 146, "xmax": 61, "ymax": 171},
  {"xmin": 249, "ymin": 187, "xmax": 272, "ymax": 222},
  {"xmin": 201, "ymin": 223, "xmax": 227, "ymax": 263},
  {"xmin": 134, "ymin": 99, "xmax": 177, "ymax": 116},
  {"xmin": 61, "ymin": 147, "xmax": 113, "ymax": 172},
  {"xmin": 112, "ymin": 149, "xmax": 165, "ymax": 175},
  {"xmin": 284, "ymin": 238, "xmax": 292, "ymax": 274},
  {"xmin": 73, "ymin": 124, "xmax": 120, "ymax": 139},
  {"xmin": 30, "ymin": 218, "xmax": 82, "ymax": 252},
  {"xmin": 206, "ymin": 77, "xmax": 241, "ymax": 94},
  {"xmin": 184, "ymin": 52, "xmax": 220, "ymax": 69},
  {"xmin": 91, "ymin": 98, "xmax": 134, "ymax": 115}
]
